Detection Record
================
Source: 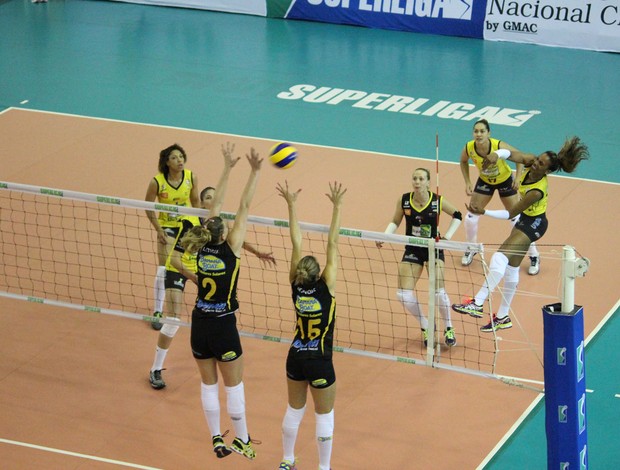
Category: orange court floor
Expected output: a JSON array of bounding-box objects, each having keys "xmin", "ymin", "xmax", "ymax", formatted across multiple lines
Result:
[{"xmin": 1, "ymin": 109, "xmax": 618, "ymax": 469}]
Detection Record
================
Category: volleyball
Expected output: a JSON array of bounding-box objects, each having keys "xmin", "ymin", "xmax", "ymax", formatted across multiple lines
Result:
[{"xmin": 269, "ymin": 142, "xmax": 298, "ymax": 169}]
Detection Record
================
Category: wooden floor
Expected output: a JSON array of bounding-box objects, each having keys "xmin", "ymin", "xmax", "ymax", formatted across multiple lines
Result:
[{"xmin": 1, "ymin": 109, "xmax": 619, "ymax": 469}]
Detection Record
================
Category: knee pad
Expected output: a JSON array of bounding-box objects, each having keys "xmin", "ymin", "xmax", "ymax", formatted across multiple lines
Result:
[
  {"xmin": 225, "ymin": 382, "xmax": 246, "ymax": 416},
  {"xmin": 160, "ymin": 317, "xmax": 181, "ymax": 338},
  {"xmin": 396, "ymin": 289, "xmax": 416, "ymax": 305},
  {"xmin": 504, "ymin": 265, "xmax": 520, "ymax": 283},
  {"xmin": 283, "ymin": 405, "xmax": 306, "ymax": 429},
  {"xmin": 315, "ymin": 410, "xmax": 334, "ymax": 439}
]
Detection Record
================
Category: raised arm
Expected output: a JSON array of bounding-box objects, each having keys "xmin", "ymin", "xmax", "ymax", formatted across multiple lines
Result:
[
  {"xmin": 322, "ymin": 181, "xmax": 347, "ymax": 293},
  {"xmin": 208, "ymin": 142, "xmax": 241, "ymax": 218},
  {"xmin": 276, "ymin": 181, "xmax": 302, "ymax": 283},
  {"xmin": 226, "ymin": 148, "xmax": 262, "ymax": 255}
]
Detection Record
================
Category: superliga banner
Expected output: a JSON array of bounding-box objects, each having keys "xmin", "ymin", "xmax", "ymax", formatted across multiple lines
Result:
[
  {"xmin": 484, "ymin": 0, "xmax": 620, "ymax": 52},
  {"xmin": 285, "ymin": 1, "xmax": 486, "ymax": 38}
]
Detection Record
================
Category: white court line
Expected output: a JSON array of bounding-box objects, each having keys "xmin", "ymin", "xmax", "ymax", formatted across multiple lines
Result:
[
  {"xmin": 6, "ymin": 107, "xmax": 620, "ymax": 186},
  {"xmin": 0, "ymin": 438, "xmax": 162, "ymax": 469}
]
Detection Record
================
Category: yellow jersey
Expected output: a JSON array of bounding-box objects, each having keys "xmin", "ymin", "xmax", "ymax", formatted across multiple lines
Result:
[
  {"xmin": 466, "ymin": 138, "xmax": 513, "ymax": 184},
  {"xmin": 153, "ymin": 170, "xmax": 195, "ymax": 226},
  {"xmin": 519, "ymin": 170, "xmax": 548, "ymax": 217},
  {"xmin": 165, "ymin": 217, "xmax": 200, "ymax": 274}
]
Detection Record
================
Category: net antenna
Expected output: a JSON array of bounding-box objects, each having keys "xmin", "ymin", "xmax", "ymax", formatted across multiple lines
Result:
[{"xmin": 435, "ymin": 132, "xmax": 440, "ymax": 242}]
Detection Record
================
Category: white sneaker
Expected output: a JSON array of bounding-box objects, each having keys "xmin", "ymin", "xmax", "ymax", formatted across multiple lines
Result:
[
  {"xmin": 461, "ymin": 250, "xmax": 476, "ymax": 266},
  {"xmin": 528, "ymin": 256, "xmax": 540, "ymax": 275}
]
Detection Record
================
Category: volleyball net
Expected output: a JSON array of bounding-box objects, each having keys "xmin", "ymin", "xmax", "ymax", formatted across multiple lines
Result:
[{"xmin": 0, "ymin": 181, "xmax": 547, "ymax": 383}]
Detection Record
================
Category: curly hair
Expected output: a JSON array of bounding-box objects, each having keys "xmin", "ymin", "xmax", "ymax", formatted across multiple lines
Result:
[
  {"xmin": 546, "ymin": 136, "xmax": 589, "ymax": 174},
  {"xmin": 158, "ymin": 143, "xmax": 187, "ymax": 175}
]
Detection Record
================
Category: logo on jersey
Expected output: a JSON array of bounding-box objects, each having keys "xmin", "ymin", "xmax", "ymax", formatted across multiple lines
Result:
[
  {"xmin": 296, "ymin": 296, "xmax": 322, "ymax": 313},
  {"xmin": 198, "ymin": 255, "xmax": 226, "ymax": 272}
]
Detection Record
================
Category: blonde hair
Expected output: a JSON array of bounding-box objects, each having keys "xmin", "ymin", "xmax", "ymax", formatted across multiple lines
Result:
[
  {"xmin": 180, "ymin": 226, "xmax": 212, "ymax": 253},
  {"xmin": 180, "ymin": 217, "xmax": 226, "ymax": 253},
  {"xmin": 294, "ymin": 255, "xmax": 320, "ymax": 285}
]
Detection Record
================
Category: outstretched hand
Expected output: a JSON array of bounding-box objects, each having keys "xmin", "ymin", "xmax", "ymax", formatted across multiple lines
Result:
[
  {"xmin": 276, "ymin": 180, "xmax": 302, "ymax": 205},
  {"xmin": 326, "ymin": 181, "xmax": 347, "ymax": 205},
  {"xmin": 221, "ymin": 142, "xmax": 241, "ymax": 168},
  {"xmin": 246, "ymin": 147, "xmax": 263, "ymax": 170}
]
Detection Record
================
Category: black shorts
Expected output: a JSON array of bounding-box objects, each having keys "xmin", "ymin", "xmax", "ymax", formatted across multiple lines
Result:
[
  {"xmin": 190, "ymin": 311, "xmax": 243, "ymax": 361},
  {"xmin": 514, "ymin": 213, "xmax": 548, "ymax": 242},
  {"xmin": 162, "ymin": 225, "xmax": 181, "ymax": 239},
  {"xmin": 165, "ymin": 271, "xmax": 187, "ymax": 291},
  {"xmin": 286, "ymin": 351, "xmax": 335, "ymax": 389},
  {"xmin": 474, "ymin": 176, "xmax": 518, "ymax": 197},
  {"xmin": 402, "ymin": 245, "xmax": 445, "ymax": 266}
]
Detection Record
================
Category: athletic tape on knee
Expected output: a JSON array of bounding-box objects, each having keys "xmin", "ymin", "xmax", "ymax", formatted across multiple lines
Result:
[
  {"xmin": 398, "ymin": 289, "xmax": 428, "ymax": 329},
  {"xmin": 225, "ymin": 382, "xmax": 246, "ymax": 416},
  {"xmin": 315, "ymin": 410, "xmax": 334, "ymax": 439},
  {"xmin": 160, "ymin": 317, "xmax": 181, "ymax": 338},
  {"xmin": 504, "ymin": 265, "xmax": 520, "ymax": 283},
  {"xmin": 283, "ymin": 404, "xmax": 306, "ymax": 429},
  {"xmin": 397, "ymin": 289, "xmax": 425, "ymax": 322},
  {"xmin": 435, "ymin": 288, "xmax": 451, "ymax": 324},
  {"xmin": 201, "ymin": 382, "xmax": 220, "ymax": 411}
]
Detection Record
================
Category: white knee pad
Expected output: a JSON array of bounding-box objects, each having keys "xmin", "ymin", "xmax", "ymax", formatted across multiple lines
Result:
[
  {"xmin": 504, "ymin": 265, "xmax": 520, "ymax": 284},
  {"xmin": 316, "ymin": 410, "xmax": 334, "ymax": 439},
  {"xmin": 283, "ymin": 404, "xmax": 306, "ymax": 429},
  {"xmin": 225, "ymin": 382, "xmax": 246, "ymax": 416},
  {"xmin": 160, "ymin": 317, "xmax": 181, "ymax": 338}
]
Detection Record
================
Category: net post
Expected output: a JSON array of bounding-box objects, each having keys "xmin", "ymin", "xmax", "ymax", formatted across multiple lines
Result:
[
  {"xmin": 561, "ymin": 245, "xmax": 576, "ymax": 312},
  {"xmin": 542, "ymin": 245, "xmax": 589, "ymax": 469}
]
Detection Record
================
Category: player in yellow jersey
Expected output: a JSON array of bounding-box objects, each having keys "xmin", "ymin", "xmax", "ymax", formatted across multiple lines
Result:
[
  {"xmin": 145, "ymin": 143, "xmax": 200, "ymax": 330},
  {"xmin": 459, "ymin": 119, "xmax": 541, "ymax": 275},
  {"xmin": 452, "ymin": 137, "xmax": 589, "ymax": 332}
]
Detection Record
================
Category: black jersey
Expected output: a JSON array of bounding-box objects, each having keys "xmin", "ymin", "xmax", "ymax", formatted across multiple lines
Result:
[
  {"xmin": 194, "ymin": 241, "xmax": 240, "ymax": 318},
  {"xmin": 290, "ymin": 278, "xmax": 336, "ymax": 358},
  {"xmin": 401, "ymin": 191, "xmax": 442, "ymax": 239}
]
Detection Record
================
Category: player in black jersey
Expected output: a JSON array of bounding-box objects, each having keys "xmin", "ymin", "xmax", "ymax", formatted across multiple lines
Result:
[
  {"xmin": 180, "ymin": 148, "xmax": 263, "ymax": 461},
  {"xmin": 276, "ymin": 180, "xmax": 346, "ymax": 470},
  {"xmin": 148, "ymin": 143, "xmax": 274, "ymax": 390},
  {"xmin": 379, "ymin": 168, "xmax": 462, "ymax": 348}
]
